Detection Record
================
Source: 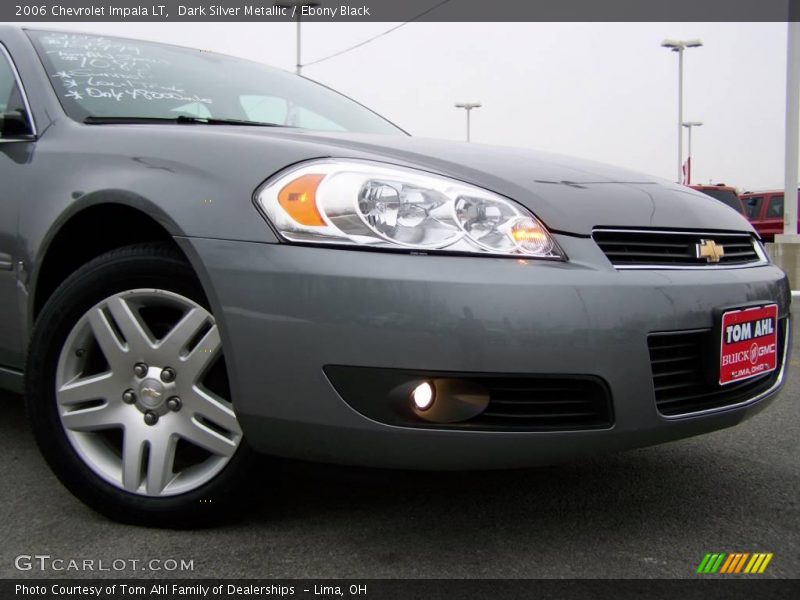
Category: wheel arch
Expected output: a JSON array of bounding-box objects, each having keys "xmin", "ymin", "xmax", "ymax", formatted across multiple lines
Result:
[
  {"xmin": 26, "ymin": 197, "xmax": 235, "ymax": 410},
  {"xmin": 31, "ymin": 201, "xmax": 186, "ymax": 321}
]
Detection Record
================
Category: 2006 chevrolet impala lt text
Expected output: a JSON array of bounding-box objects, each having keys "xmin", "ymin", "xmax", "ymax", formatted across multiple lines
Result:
[{"xmin": 0, "ymin": 27, "xmax": 790, "ymax": 526}]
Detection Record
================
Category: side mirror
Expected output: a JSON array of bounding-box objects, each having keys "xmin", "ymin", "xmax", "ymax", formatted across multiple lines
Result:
[{"xmin": 0, "ymin": 109, "xmax": 33, "ymax": 138}]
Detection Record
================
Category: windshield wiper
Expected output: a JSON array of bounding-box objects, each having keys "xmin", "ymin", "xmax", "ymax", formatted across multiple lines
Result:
[{"xmin": 84, "ymin": 115, "xmax": 288, "ymax": 127}]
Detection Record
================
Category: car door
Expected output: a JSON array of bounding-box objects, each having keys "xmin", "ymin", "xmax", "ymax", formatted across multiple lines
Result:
[
  {"xmin": 741, "ymin": 194, "xmax": 765, "ymax": 236},
  {"xmin": 0, "ymin": 42, "xmax": 36, "ymax": 370},
  {"xmin": 742, "ymin": 194, "xmax": 763, "ymax": 221},
  {"xmin": 762, "ymin": 193, "xmax": 784, "ymax": 241}
]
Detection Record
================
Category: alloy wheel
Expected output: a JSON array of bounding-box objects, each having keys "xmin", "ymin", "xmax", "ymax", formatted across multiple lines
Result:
[{"xmin": 54, "ymin": 289, "xmax": 242, "ymax": 497}]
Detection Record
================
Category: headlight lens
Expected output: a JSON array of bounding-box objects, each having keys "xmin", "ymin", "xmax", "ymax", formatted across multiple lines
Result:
[{"xmin": 256, "ymin": 159, "xmax": 563, "ymax": 258}]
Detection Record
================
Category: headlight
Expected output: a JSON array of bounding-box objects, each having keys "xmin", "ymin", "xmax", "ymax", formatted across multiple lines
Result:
[{"xmin": 255, "ymin": 159, "xmax": 563, "ymax": 258}]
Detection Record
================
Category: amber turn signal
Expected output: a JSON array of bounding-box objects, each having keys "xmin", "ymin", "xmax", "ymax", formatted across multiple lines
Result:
[{"xmin": 277, "ymin": 174, "xmax": 326, "ymax": 226}]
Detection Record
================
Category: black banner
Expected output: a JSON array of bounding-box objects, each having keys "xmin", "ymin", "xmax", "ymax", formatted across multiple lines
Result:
[
  {"xmin": 4, "ymin": 579, "xmax": 800, "ymax": 600},
  {"xmin": 1, "ymin": 0, "xmax": 797, "ymax": 23}
]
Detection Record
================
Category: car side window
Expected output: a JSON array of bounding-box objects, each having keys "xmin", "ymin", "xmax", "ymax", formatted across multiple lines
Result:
[
  {"xmin": 743, "ymin": 196, "xmax": 763, "ymax": 219},
  {"xmin": 766, "ymin": 195, "xmax": 784, "ymax": 218},
  {"xmin": 0, "ymin": 45, "xmax": 33, "ymax": 138}
]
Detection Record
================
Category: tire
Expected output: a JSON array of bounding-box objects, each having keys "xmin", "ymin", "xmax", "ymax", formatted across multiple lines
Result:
[{"xmin": 26, "ymin": 243, "xmax": 255, "ymax": 528}]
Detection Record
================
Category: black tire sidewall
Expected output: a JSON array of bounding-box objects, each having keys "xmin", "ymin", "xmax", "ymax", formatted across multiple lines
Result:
[{"xmin": 25, "ymin": 244, "xmax": 254, "ymax": 528}]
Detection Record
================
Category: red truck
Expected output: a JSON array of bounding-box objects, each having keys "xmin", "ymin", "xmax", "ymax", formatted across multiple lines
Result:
[{"xmin": 740, "ymin": 190, "xmax": 799, "ymax": 242}]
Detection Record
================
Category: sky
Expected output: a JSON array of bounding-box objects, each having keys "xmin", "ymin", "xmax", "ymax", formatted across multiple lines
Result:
[{"xmin": 13, "ymin": 21, "xmax": 791, "ymax": 191}]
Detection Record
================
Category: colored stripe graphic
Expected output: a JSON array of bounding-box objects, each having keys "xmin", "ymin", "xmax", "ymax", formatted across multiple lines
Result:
[
  {"xmin": 698, "ymin": 552, "xmax": 773, "ymax": 574},
  {"xmin": 745, "ymin": 554, "xmax": 761, "ymax": 573},
  {"xmin": 745, "ymin": 553, "xmax": 774, "ymax": 574},
  {"xmin": 719, "ymin": 554, "xmax": 736, "ymax": 573},
  {"xmin": 710, "ymin": 553, "xmax": 726, "ymax": 573},
  {"xmin": 697, "ymin": 554, "xmax": 712, "ymax": 573},
  {"xmin": 734, "ymin": 553, "xmax": 749, "ymax": 573},
  {"xmin": 758, "ymin": 554, "xmax": 773, "ymax": 573},
  {"xmin": 720, "ymin": 553, "xmax": 738, "ymax": 574},
  {"xmin": 697, "ymin": 553, "xmax": 727, "ymax": 573}
]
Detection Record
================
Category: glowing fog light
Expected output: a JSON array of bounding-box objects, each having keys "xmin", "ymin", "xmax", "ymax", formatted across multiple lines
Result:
[{"xmin": 412, "ymin": 381, "xmax": 435, "ymax": 411}]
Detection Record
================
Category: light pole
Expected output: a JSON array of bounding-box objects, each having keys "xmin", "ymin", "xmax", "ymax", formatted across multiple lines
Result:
[
  {"xmin": 662, "ymin": 39, "xmax": 703, "ymax": 183},
  {"xmin": 682, "ymin": 121, "xmax": 703, "ymax": 185},
  {"xmin": 781, "ymin": 21, "xmax": 800, "ymax": 239},
  {"xmin": 454, "ymin": 102, "xmax": 481, "ymax": 142},
  {"xmin": 278, "ymin": 1, "xmax": 320, "ymax": 75}
]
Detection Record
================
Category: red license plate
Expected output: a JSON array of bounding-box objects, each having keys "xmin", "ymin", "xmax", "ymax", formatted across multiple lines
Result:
[{"xmin": 719, "ymin": 304, "xmax": 778, "ymax": 385}]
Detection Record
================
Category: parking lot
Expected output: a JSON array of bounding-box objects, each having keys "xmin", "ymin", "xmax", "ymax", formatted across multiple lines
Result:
[{"xmin": 1, "ymin": 337, "xmax": 798, "ymax": 580}]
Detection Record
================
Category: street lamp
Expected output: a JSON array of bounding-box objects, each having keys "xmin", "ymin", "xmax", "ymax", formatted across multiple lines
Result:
[
  {"xmin": 454, "ymin": 102, "xmax": 481, "ymax": 142},
  {"xmin": 781, "ymin": 21, "xmax": 800, "ymax": 239},
  {"xmin": 681, "ymin": 121, "xmax": 703, "ymax": 185},
  {"xmin": 277, "ymin": 1, "xmax": 320, "ymax": 75},
  {"xmin": 662, "ymin": 38, "xmax": 703, "ymax": 183}
]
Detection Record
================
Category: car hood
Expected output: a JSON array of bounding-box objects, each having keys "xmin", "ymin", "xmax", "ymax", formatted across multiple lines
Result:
[{"xmin": 250, "ymin": 129, "xmax": 753, "ymax": 237}]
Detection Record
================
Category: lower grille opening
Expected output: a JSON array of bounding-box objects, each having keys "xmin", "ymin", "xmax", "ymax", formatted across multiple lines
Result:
[
  {"xmin": 468, "ymin": 377, "xmax": 613, "ymax": 430},
  {"xmin": 325, "ymin": 366, "xmax": 614, "ymax": 432},
  {"xmin": 648, "ymin": 319, "xmax": 786, "ymax": 416}
]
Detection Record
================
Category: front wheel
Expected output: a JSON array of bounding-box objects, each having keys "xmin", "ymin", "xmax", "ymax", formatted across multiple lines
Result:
[{"xmin": 26, "ymin": 244, "xmax": 254, "ymax": 527}]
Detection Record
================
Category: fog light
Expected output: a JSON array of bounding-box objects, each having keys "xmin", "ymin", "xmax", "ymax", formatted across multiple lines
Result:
[{"xmin": 412, "ymin": 381, "xmax": 435, "ymax": 411}]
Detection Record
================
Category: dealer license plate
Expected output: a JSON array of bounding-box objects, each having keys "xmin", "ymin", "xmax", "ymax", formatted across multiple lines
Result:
[{"xmin": 719, "ymin": 304, "xmax": 778, "ymax": 386}]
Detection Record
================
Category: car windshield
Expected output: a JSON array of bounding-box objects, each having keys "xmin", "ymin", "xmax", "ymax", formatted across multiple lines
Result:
[
  {"xmin": 26, "ymin": 29, "xmax": 405, "ymax": 135},
  {"xmin": 700, "ymin": 189, "xmax": 742, "ymax": 213}
]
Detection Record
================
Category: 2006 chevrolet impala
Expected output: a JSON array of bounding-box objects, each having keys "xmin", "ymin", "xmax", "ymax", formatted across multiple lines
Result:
[{"xmin": 0, "ymin": 27, "xmax": 790, "ymax": 526}]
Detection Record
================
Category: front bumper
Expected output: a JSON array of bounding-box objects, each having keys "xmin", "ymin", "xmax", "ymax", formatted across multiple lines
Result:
[{"xmin": 178, "ymin": 234, "xmax": 791, "ymax": 469}]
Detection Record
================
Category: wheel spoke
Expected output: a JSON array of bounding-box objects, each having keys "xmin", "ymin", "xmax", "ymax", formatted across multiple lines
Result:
[
  {"xmin": 180, "ymin": 324, "xmax": 221, "ymax": 380},
  {"xmin": 104, "ymin": 295, "xmax": 154, "ymax": 355},
  {"xmin": 157, "ymin": 307, "xmax": 210, "ymax": 357},
  {"xmin": 56, "ymin": 372, "xmax": 117, "ymax": 406},
  {"xmin": 180, "ymin": 417, "xmax": 238, "ymax": 457},
  {"xmin": 87, "ymin": 308, "xmax": 128, "ymax": 369},
  {"xmin": 121, "ymin": 428, "xmax": 146, "ymax": 492},
  {"xmin": 190, "ymin": 387, "xmax": 242, "ymax": 436},
  {"xmin": 145, "ymin": 433, "xmax": 178, "ymax": 495},
  {"xmin": 61, "ymin": 402, "xmax": 122, "ymax": 431}
]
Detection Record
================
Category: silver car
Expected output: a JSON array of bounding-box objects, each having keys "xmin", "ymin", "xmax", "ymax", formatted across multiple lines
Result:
[{"xmin": 0, "ymin": 27, "xmax": 790, "ymax": 526}]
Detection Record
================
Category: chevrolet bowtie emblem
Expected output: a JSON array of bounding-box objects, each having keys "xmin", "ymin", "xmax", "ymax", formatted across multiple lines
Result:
[
  {"xmin": 141, "ymin": 387, "xmax": 162, "ymax": 400},
  {"xmin": 697, "ymin": 239, "xmax": 725, "ymax": 263}
]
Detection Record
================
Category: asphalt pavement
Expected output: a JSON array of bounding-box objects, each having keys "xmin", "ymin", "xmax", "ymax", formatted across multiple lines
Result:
[{"xmin": 1, "ymin": 338, "xmax": 798, "ymax": 580}]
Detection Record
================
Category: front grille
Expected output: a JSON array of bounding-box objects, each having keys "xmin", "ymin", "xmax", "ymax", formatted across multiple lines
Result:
[
  {"xmin": 648, "ymin": 320, "xmax": 786, "ymax": 416},
  {"xmin": 593, "ymin": 229, "xmax": 762, "ymax": 267},
  {"xmin": 469, "ymin": 376, "xmax": 613, "ymax": 430}
]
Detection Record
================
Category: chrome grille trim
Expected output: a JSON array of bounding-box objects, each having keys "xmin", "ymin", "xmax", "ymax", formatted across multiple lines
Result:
[{"xmin": 592, "ymin": 228, "xmax": 768, "ymax": 270}]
